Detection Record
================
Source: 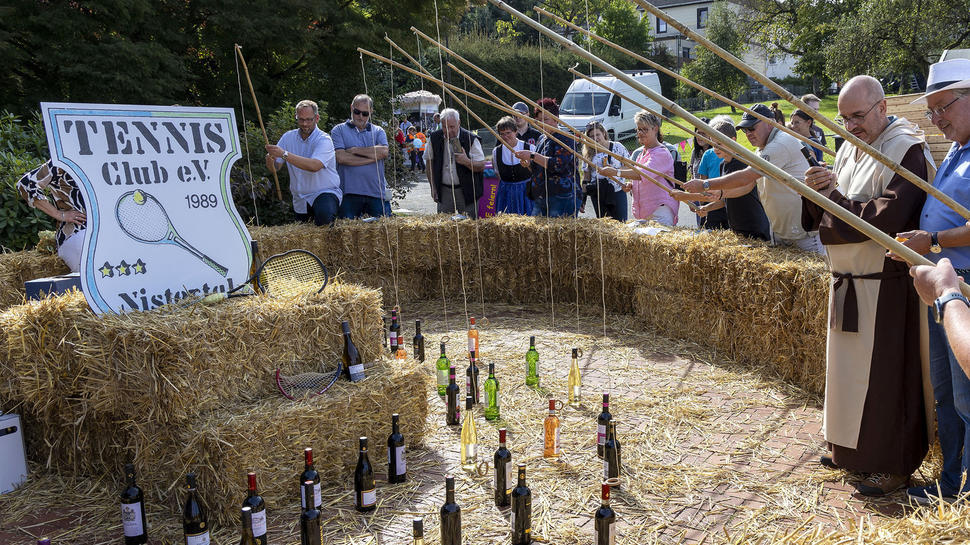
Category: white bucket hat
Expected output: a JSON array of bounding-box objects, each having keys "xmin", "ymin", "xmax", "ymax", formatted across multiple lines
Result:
[{"xmin": 911, "ymin": 58, "xmax": 970, "ymax": 104}]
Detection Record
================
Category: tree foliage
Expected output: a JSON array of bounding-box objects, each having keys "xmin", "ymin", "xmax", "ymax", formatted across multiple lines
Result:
[
  {"xmin": 823, "ymin": 0, "xmax": 970, "ymax": 82},
  {"xmin": 679, "ymin": 2, "xmax": 748, "ymax": 103},
  {"xmin": 584, "ymin": 0, "xmax": 654, "ymax": 70}
]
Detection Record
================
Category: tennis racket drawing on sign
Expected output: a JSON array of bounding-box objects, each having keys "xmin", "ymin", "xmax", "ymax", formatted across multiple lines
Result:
[
  {"xmin": 115, "ymin": 190, "xmax": 229, "ymax": 277},
  {"xmin": 199, "ymin": 249, "xmax": 330, "ymax": 304}
]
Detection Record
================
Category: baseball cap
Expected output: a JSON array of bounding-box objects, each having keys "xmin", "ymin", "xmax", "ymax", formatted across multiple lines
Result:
[
  {"xmin": 512, "ymin": 102, "xmax": 530, "ymax": 114},
  {"xmin": 736, "ymin": 103, "xmax": 772, "ymax": 129}
]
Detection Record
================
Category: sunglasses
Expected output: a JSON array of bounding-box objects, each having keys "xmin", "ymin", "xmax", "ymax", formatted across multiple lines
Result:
[{"xmin": 353, "ymin": 108, "xmax": 370, "ymax": 117}]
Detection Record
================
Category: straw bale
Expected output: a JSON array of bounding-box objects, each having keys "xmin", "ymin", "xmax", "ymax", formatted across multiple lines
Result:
[{"xmin": 0, "ymin": 249, "xmax": 70, "ymax": 309}]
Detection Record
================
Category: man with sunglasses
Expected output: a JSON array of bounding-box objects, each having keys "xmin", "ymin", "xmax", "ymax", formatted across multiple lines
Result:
[
  {"xmin": 887, "ymin": 59, "xmax": 970, "ymax": 505},
  {"xmin": 266, "ymin": 99, "xmax": 342, "ymax": 226},
  {"xmin": 801, "ymin": 75, "xmax": 936, "ymax": 497},
  {"xmin": 683, "ymin": 103, "xmax": 823, "ymax": 253},
  {"xmin": 332, "ymin": 94, "xmax": 391, "ymax": 219}
]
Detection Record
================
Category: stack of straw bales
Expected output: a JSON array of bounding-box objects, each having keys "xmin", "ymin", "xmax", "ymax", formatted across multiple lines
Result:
[{"xmin": 0, "ymin": 284, "xmax": 431, "ymax": 525}]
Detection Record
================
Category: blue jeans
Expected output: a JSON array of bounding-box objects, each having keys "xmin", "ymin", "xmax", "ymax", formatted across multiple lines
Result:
[
  {"xmin": 338, "ymin": 194, "xmax": 389, "ymax": 219},
  {"xmin": 531, "ymin": 191, "xmax": 581, "ymax": 218},
  {"xmin": 928, "ymin": 309, "xmax": 970, "ymax": 493},
  {"xmin": 295, "ymin": 192, "xmax": 338, "ymax": 226}
]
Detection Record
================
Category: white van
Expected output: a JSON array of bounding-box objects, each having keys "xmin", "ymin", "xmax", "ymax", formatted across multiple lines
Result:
[{"xmin": 558, "ymin": 71, "xmax": 663, "ymax": 141}]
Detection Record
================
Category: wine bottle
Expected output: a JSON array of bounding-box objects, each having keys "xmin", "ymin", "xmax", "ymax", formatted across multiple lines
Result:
[
  {"xmin": 389, "ymin": 309, "xmax": 400, "ymax": 352},
  {"xmin": 120, "ymin": 463, "xmax": 148, "ymax": 545},
  {"xmin": 387, "ymin": 413, "xmax": 407, "ymax": 484},
  {"xmin": 342, "ymin": 321, "xmax": 365, "ymax": 382},
  {"xmin": 300, "ymin": 481, "xmax": 323, "ymax": 545},
  {"xmin": 382, "ymin": 315, "xmax": 389, "ymax": 350},
  {"xmin": 242, "ymin": 472, "xmax": 267, "ymax": 545},
  {"xmin": 240, "ymin": 506, "xmax": 256, "ymax": 545},
  {"xmin": 525, "ymin": 336, "xmax": 539, "ymax": 387},
  {"xmin": 510, "ymin": 464, "xmax": 532, "ymax": 545},
  {"xmin": 299, "ymin": 448, "xmax": 322, "ymax": 509},
  {"xmin": 567, "ymin": 347, "xmax": 581, "ymax": 406},
  {"xmin": 603, "ymin": 420, "xmax": 621, "ymax": 483},
  {"xmin": 467, "ymin": 316, "xmax": 479, "ymax": 358},
  {"xmin": 597, "ymin": 393, "xmax": 612, "ymax": 459},
  {"xmin": 446, "ymin": 366, "xmax": 461, "ymax": 426},
  {"xmin": 543, "ymin": 399, "xmax": 560, "ymax": 458},
  {"xmin": 465, "ymin": 350, "xmax": 480, "ymax": 405},
  {"xmin": 460, "ymin": 394, "xmax": 478, "ymax": 469},
  {"xmin": 413, "ymin": 320, "xmax": 425, "ymax": 362},
  {"xmin": 354, "ymin": 437, "xmax": 377, "ymax": 512},
  {"xmin": 435, "ymin": 343, "xmax": 451, "ymax": 396},
  {"xmin": 594, "ymin": 482, "xmax": 616, "ymax": 545},
  {"xmin": 182, "ymin": 472, "xmax": 210, "ymax": 545},
  {"xmin": 413, "ymin": 517, "xmax": 425, "ymax": 545},
  {"xmin": 440, "ymin": 475, "xmax": 461, "ymax": 545},
  {"xmin": 483, "ymin": 361, "xmax": 500, "ymax": 421},
  {"xmin": 494, "ymin": 428, "xmax": 513, "ymax": 507}
]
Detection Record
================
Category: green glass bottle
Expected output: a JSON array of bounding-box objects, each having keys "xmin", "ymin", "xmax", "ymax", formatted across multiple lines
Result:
[
  {"xmin": 483, "ymin": 361, "xmax": 499, "ymax": 421},
  {"xmin": 525, "ymin": 336, "xmax": 539, "ymax": 387},
  {"xmin": 435, "ymin": 343, "xmax": 451, "ymax": 396}
]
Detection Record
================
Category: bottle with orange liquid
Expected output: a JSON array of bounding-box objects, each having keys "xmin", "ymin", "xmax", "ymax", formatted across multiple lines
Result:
[
  {"xmin": 467, "ymin": 317, "xmax": 479, "ymax": 358},
  {"xmin": 543, "ymin": 399, "xmax": 560, "ymax": 458}
]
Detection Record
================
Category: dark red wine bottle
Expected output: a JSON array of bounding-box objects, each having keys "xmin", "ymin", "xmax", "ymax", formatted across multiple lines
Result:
[
  {"xmin": 120, "ymin": 463, "xmax": 148, "ymax": 544},
  {"xmin": 389, "ymin": 309, "xmax": 400, "ymax": 352},
  {"xmin": 240, "ymin": 506, "xmax": 256, "ymax": 545},
  {"xmin": 242, "ymin": 472, "xmax": 267, "ymax": 544},
  {"xmin": 494, "ymin": 428, "xmax": 513, "ymax": 507},
  {"xmin": 594, "ymin": 482, "xmax": 616, "ymax": 545},
  {"xmin": 603, "ymin": 420, "xmax": 621, "ymax": 483},
  {"xmin": 413, "ymin": 320, "xmax": 425, "ymax": 362},
  {"xmin": 355, "ymin": 437, "xmax": 377, "ymax": 511},
  {"xmin": 182, "ymin": 473, "xmax": 209, "ymax": 545},
  {"xmin": 510, "ymin": 464, "xmax": 532, "ymax": 545},
  {"xmin": 446, "ymin": 366, "xmax": 460, "ymax": 425},
  {"xmin": 300, "ymin": 481, "xmax": 323, "ymax": 545},
  {"xmin": 440, "ymin": 475, "xmax": 461, "ymax": 545},
  {"xmin": 387, "ymin": 413, "xmax": 407, "ymax": 484},
  {"xmin": 466, "ymin": 350, "xmax": 480, "ymax": 404},
  {"xmin": 300, "ymin": 448, "xmax": 321, "ymax": 509},
  {"xmin": 342, "ymin": 321, "xmax": 365, "ymax": 382},
  {"xmin": 597, "ymin": 393, "xmax": 612, "ymax": 458}
]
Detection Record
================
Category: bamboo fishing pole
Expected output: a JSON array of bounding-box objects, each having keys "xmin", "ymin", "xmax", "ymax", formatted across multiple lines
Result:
[
  {"xmin": 633, "ymin": 0, "xmax": 970, "ymax": 221},
  {"xmin": 534, "ymin": 6, "xmax": 833, "ymax": 159},
  {"xmin": 234, "ymin": 44, "xmax": 283, "ymax": 201},
  {"xmin": 487, "ymin": 0, "xmax": 970, "ymax": 298},
  {"xmin": 411, "ymin": 29, "xmax": 691, "ymax": 197},
  {"xmin": 362, "ymin": 46, "xmax": 699, "ymax": 211}
]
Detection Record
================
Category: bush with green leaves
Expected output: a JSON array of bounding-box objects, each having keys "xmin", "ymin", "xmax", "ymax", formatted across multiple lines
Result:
[{"xmin": 0, "ymin": 111, "xmax": 52, "ymax": 251}]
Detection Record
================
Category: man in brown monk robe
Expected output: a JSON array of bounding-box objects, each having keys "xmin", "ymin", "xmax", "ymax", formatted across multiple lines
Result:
[{"xmin": 802, "ymin": 75, "xmax": 935, "ymax": 496}]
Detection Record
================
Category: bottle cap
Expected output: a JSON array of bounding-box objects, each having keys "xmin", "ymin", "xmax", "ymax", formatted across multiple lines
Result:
[
  {"xmin": 413, "ymin": 517, "xmax": 424, "ymax": 536},
  {"xmin": 465, "ymin": 394, "xmax": 473, "ymax": 409},
  {"xmin": 470, "ymin": 350, "xmax": 476, "ymax": 359},
  {"xmin": 602, "ymin": 482, "xmax": 611, "ymax": 500},
  {"xmin": 440, "ymin": 342, "xmax": 446, "ymax": 352},
  {"xmin": 530, "ymin": 335, "xmax": 535, "ymax": 344},
  {"xmin": 572, "ymin": 347, "xmax": 578, "ymax": 357},
  {"xmin": 186, "ymin": 472, "xmax": 197, "ymax": 488},
  {"xmin": 499, "ymin": 428, "xmax": 507, "ymax": 442},
  {"xmin": 548, "ymin": 399, "xmax": 556, "ymax": 410},
  {"xmin": 359, "ymin": 436, "xmax": 368, "ymax": 449},
  {"xmin": 470, "ymin": 317, "xmax": 476, "ymax": 325}
]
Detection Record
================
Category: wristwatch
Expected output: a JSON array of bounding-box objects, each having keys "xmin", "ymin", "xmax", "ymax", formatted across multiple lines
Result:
[
  {"xmin": 931, "ymin": 232, "xmax": 942, "ymax": 254},
  {"xmin": 282, "ymin": 150, "xmax": 290, "ymax": 160},
  {"xmin": 934, "ymin": 291, "xmax": 970, "ymax": 323},
  {"xmin": 702, "ymin": 180, "xmax": 711, "ymax": 190},
  {"xmin": 530, "ymin": 152, "xmax": 536, "ymax": 160}
]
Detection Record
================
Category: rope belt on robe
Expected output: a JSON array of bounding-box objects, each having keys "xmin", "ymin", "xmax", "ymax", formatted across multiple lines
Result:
[{"xmin": 831, "ymin": 270, "xmax": 908, "ymax": 333}]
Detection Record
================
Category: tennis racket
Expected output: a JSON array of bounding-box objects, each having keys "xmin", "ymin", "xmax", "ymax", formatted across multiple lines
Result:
[
  {"xmin": 200, "ymin": 248, "xmax": 329, "ymax": 304},
  {"xmin": 276, "ymin": 360, "xmax": 378, "ymax": 399},
  {"xmin": 115, "ymin": 190, "xmax": 228, "ymax": 277}
]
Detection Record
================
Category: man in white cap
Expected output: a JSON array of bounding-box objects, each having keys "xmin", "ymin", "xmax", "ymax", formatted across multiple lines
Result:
[
  {"xmin": 891, "ymin": 58, "xmax": 970, "ymax": 504},
  {"xmin": 802, "ymin": 75, "xmax": 935, "ymax": 496},
  {"xmin": 512, "ymin": 102, "xmax": 541, "ymax": 147}
]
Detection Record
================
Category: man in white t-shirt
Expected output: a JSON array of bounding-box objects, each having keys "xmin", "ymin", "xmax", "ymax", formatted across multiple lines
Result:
[{"xmin": 684, "ymin": 103, "xmax": 823, "ymax": 253}]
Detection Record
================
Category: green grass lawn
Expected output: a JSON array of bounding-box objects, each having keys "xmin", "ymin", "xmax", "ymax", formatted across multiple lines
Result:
[{"xmin": 621, "ymin": 96, "xmax": 841, "ymax": 154}]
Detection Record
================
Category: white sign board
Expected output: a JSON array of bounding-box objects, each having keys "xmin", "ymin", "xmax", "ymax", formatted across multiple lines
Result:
[{"xmin": 41, "ymin": 103, "xmax": 253, "ymax": 314}]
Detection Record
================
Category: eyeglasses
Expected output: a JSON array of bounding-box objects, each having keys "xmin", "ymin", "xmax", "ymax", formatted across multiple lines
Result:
[
  {"xmin": 636, "ymin": 126, "xmax": 654, "ymax": 134},
  {"xmin": 836, "ymin": 100, "xmax": 880, "ymax": 126},
  {"xmin": 353, "ymin": 108, "xmax": 370, "ymax": 117},
  {"xmin": 925, "ymin": 95, "xmax": 966, "ymax": 120},
  {"xmin": 296, "ymin": 116, "xmax": 317, "ymax": 123}
]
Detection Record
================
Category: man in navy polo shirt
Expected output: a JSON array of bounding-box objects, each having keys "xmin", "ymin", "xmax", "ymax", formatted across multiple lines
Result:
[
  {"xmin": 265, "ymin": 100, "xmax": 341, "ymax": 225},
  {"xmin": 332, "ymin": 94, "xmax": 391, "ymax": 219}
]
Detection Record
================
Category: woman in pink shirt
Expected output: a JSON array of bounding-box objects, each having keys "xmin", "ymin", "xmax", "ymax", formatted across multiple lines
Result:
[{"xmin": 597, "ymin": 111, "xmax": 677, "ymax": 225}]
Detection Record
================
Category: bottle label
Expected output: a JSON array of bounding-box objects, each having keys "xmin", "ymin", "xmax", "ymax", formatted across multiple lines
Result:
[
  {"xmin": 185, "ymin": 531, "xmax": 211, "ymax": 545},
  {"xmin": 359, "ymin": 488, "xmax": 377, "ymax": 507},
  {"xmin": 467, "ymin": 444, "xmax": 477, "ymax": 459},
  {"xmin": 506, "ymin": 463, "xmax": 515, "ymax": 494},
  {"xmin": 572, "ymin": 385, "xmax": 581, "ymax": 400},
  {"xmin": 389, "ymin": 332, "xmax": 398, "ymax": 347},
  {"xmin": 468, "ymin": 336, "xmax": 476, "ymax": 352},
  {"xmin": 301, "ymin": 484, "xmax": 322, "ymax": 508},
  {"xmin": 510, "ymin": 510, "xmax": 515, "ymax": 529},
  {"xmin": 598, "ymin": 424, "xmax": 607, "ymax": 446},
  {"xmin": 349, "ymin": 363, "xmax": 365, "ymax": 381},
  {"xmin": 251, "ymin": 509, "xmax": 267, "ymax": 537},
  {"xmin": 437, "ymin": 367, "xmax": 449, "ymax": 387},
  {"xmin": 604, "ymin": 459, "xmax": 610, "ymax": 479},
  {"xmin": 120, "ymin": 501, "xmax": 144, "ymax": 537},
  {"xmin": 555, "ymin": 427, "xmax": 560, "ymax": 453},
  {"xmin": 595, "ymin": 522, "xmax": 616, "ymax": 545},
  {"xmin": 388, "ymin": 446, "xmax": 406, "ymax": 475}
]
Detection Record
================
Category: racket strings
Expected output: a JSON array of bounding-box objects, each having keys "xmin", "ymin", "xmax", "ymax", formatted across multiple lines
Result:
[
  {"xmin": 117, "ymin": 191, "xmax": 170, "ymax": 242},
  {"xmin": 276, "ymin": 368, "xmax": 340, "ymax": 399},
  {"xmin": 259, "ymin": 252, "xmax": 327, "ymax": 297}
]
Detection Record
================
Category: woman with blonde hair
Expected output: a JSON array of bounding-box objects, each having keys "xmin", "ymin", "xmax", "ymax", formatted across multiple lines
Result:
[{"xmin": 581, "ymin": 121, "xmax": 630, "ymax": 221}]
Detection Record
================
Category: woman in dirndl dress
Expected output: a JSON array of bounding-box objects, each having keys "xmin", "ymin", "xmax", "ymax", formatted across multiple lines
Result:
[{"xmin": 492, "ymin": 116, "xmax": 534, "ymax": 215}]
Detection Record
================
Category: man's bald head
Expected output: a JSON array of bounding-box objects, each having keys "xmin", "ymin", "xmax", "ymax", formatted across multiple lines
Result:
[
  {"xmin": 842, "ymin": 75, "xmax": 885, "ymax": 104},
  {"xmin": 837, "ymin": 75, "xmax": 888, "ymax": 144}
]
